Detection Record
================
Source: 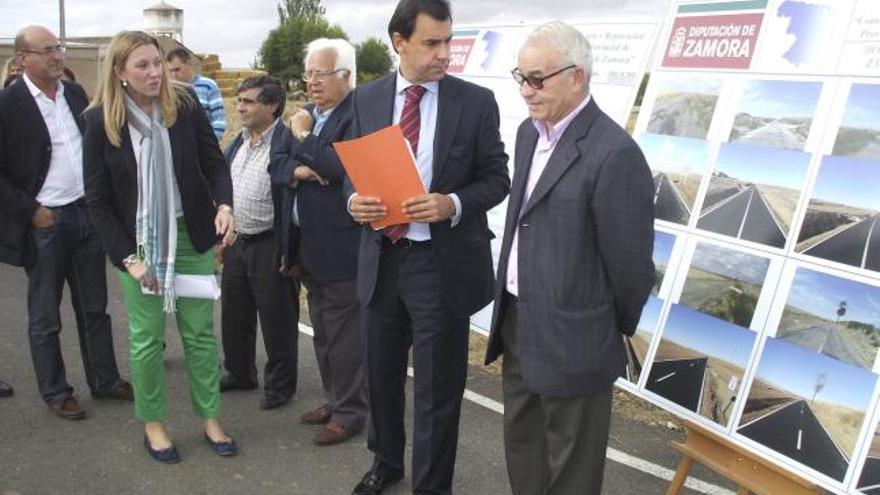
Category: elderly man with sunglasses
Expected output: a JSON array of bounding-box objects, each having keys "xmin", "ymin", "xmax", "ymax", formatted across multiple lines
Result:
[{"xmin": 484, "ymin": 21, "xmax": 655, "ymax": 495}]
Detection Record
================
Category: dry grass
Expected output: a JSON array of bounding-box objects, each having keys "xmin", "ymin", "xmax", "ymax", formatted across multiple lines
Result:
[{"xmin": 812, "ymin": 402, "xmax": 866, "ymax": 459}]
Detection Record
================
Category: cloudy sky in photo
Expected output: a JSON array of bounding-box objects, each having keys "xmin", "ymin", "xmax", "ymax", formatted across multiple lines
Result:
[{"xmin": 1, "ymin": 0, "xmax": 671, "ymax": 67}]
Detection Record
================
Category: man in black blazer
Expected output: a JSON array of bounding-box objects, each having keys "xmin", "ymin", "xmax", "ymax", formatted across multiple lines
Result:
[
  {"xmin": 220, "ymin": 76, "xmax": 300, "ymax": 410},
  {"xmin": 286, "ymin": 38, "xmax": 366, "ymax": 446},
  {"xmin": 485, "ymin": 22, "xmax": 655, "ymax": 494},
  {"xmin": 347, "ymin": 1, "xmax": 509, "ymax": 493},
  {"xmin": 0, "ymin": 25, "xmax": 131, "ymax": 420}
]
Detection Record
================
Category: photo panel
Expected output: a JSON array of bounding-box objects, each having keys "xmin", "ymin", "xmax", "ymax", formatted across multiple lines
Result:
[
  {"xmin": 729, "ymin": 79, "xmax": 822, "ymax": 151},
  {"xmin": 832, "ymin": 83, "xmax": 880, "ymax": 161},
  {"xmin": 646, "ymin": 304, "xmax": 757, "ymax": 427},
  {"xmin": 738, "ymin": 337, "xmax": 877, "ymax": 482},
  {"xmin": 678, "ymin": 242, "xmax": 771, "ymax": 328},
  {"xmin": 856, "ymin": 420, "xmax": 880, "ymax": 494},
  {"xmin": 645, "ymin": 75, "xmax": 723, "ymax": 140},
  {"xmin": 637, "ymin": 133, "xmax": 711, "ymax": 225},
  {"xmin": 796, "ymin": 155, "xmax": 880, "ymax": 273},
  {"xmin": 653, "ymin": 230, "xmax": 678, "ymax": 296},
  {"xmin": 697, "ymin": 142, "xmax": 812, "ymax": 248},
  {"xmin": 625, "ymin": 295, "xmax": 665, "ymax": 384},
  {"xmin": 776, "ymin": 267, "xmax": 880, "ymax": 370}
]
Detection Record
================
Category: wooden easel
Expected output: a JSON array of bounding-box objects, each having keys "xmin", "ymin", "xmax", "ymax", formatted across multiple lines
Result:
[{"xmin": 665, "ymin": 421, "xmax": 823, "ymax": 495}]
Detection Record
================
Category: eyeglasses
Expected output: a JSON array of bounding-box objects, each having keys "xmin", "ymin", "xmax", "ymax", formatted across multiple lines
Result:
[
  {"xmin": 20, "ymin": 44, "xmax": 66, "ymax": 56},
  {"xmin": 510, "ymin": 64, "xmax": 576, "ymax": 90},
  {"xmin": 301, "ymin": 69, "xmax": 346, "ymax": 82}
]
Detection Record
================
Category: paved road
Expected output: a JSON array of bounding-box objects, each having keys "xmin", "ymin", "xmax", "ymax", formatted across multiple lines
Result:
[
  {"xmin": 739, "ymin": 121, "xmax": 804, "ymax": 149},
  {"xmin": 0, "ymin": 264, "xmax": 732, "ymax": 494},
  {"xmin": 858, "ymin": 457, "xmax": 880, "ymax": 494},
  {"xmin": 780, "ymin": 322, "xmax": 868, "ymax": 369},
  {"xmin": 698, "ymin": 185, "xmax": 786, "ymax": 247},
  {"xmin": 646, "ymin": 358, "xmax": 708, "ymax": 412},
  {"xmin": 738, "ymin": 399, "xmax": 848, "ymax": 481},
  {"xmin": 654, "ymin": 172, "xmax": 690, "ymax": 224},
  {"xmin": 804, "ymin": 214, "xmax": 880, "ymax": 271}
]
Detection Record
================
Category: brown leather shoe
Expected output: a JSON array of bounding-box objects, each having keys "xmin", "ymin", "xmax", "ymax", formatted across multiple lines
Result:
[
  {"xmin": 48, "ymin": 396, "xmax": 86, "ymax": 420},
  {"xmin": 313, "ymin": 420, "xmax": 358, "ymax": 446},
  {"xmin": 300, "ymin": 404, "xmax": 332, "ymax": 425},
  {"xmin": 93, "ymin": 381, "xmax": 134, "ymax": 401}
]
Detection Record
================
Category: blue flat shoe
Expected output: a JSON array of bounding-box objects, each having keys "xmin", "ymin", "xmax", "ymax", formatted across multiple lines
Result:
[
  {"xmin": 143, "ymin": 435, "xmax": 181, "ymax": 464},
  {"xmin": 204, "ymin": 433, "xmax": 237, "ymax": 457}
]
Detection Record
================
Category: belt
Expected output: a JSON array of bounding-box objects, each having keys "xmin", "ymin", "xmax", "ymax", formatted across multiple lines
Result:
[
  {"xmin": 237, "ymin": 230, "xmax": 274, "ymax": 243},
  {"xmin": 381, "ymin": 236, "xmax": 432, "ymax": 249}
]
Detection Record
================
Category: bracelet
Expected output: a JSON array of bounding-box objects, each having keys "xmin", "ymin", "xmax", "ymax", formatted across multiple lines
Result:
[
  {"xmin": 122, "ymin": 254, "xmax": 140, "ymax": 268},
  {"xmin": 218, "ymin": 204, "xmax": 233, "ymax": 214}
]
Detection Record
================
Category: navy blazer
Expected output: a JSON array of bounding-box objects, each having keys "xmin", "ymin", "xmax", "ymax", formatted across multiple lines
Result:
[
  {"xmin": 0, "ymin": 79, "xmax": 89, "ymax": 266},
  {"xmin": 226, "ymin": 122, "xmax": 301, "ymax": 270},
  {"xmin": 82, "ymin": 91, "xmax": 233, "ymax": 270},
  {"xmin": 280, "ymin": 95, "xmax": 360, "ymax": 282},
  {"xmin": 347, "ymin": 73, "xmax": 510, "ymax": 317}
]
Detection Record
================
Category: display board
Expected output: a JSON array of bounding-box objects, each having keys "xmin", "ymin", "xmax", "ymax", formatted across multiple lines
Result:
[
  {"xmin": 628, "ymin": 1, "xmax": 880, "ymax": 494},
  {"xmin": 448, "ymin": 20, "xmax": 661, "ymax": 332}
]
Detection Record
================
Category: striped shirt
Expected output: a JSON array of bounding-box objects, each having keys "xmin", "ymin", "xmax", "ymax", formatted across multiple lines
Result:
[
  {"xmin": 230, "ymin": 120, "xmax": 277, "ymax": 234},
  {"xmin": 192, "ymin": 74, "xmax": 226, "ymax": 141}
]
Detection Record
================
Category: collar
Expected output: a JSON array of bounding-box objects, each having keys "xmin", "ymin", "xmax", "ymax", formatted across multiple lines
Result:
[
  {"xmin": 531, "ymin": 94, "xmax": 591, "ymax": 144},
  {"xmin": 394, "ymin": 69, "xmax": 439, "ymax": 97},
  {"xmin": 243, "ymin": 118, "xmax": 279, "ymax": 146},
  {"xmin": 23, "ymin": 72, "xmax": 63, "ymax": 99},
  {"xmin": 313, "ymin": 105, "xmax": 336, "ymax": 120}
]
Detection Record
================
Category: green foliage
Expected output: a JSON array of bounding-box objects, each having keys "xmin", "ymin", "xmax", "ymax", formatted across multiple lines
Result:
[
  {"xmin": 356, "ymin": 37, "xmax": 393, "ymax": 84},
  {"xmin": 259, "ymin": 1, "xmax": 347, "ymax": 87},
  {"xmin": 702, "ymin": 282, "xmax": 758, "ymax": 327}
]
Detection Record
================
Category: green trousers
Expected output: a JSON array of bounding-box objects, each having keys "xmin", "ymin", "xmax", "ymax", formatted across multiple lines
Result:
[{"xmin": 118, "ymin": 218, "xmax": 220, "ymax": 422}]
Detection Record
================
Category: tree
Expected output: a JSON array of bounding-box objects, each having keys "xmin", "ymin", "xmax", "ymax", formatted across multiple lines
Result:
[
  {"xmin": 356, "ymin": 37, "xmax": 393, "ymax": 84},
  {"xmin": 258, "ymin": 0, "xmax": 347, "ymax": 87}
]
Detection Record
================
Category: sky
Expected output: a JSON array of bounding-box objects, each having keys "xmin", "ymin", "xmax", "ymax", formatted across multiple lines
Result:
[
  {"xmin": 841, "ymin": 83, "xmax": 880, "ymax": 131},
  {"xmin": 0, "ymin": 0, "xmax": 672, "ymax": 68},
  {"xmin": 714, "ymin": 141, "xmax": 812, "ymax": 190},
  {"xmin": 637, "ymin": 295, "xmax": 663, "ymax": 336},
  {"xmin": 637, "ymin": 133, "xmax": 710, "ymax": 175},
  {"xmin": 688, "ymin": 242, "xmax": 770, "ymax": 286},
  {"xmin": 660, "ymin": 304, "xmax": 756, "ymax": 367},
  {"xmin": 784, "ymin": 267, "xmax": 880, "ymax": 327},
  {"xmin": 737, "ymin": 79, "xmax": 822, "ymax": 120},
  {"xmin": 811, "ymin": 155, "xmax": 880, "ymax": 211},
  {"xmin": 654, "ymin": 230, "xmax": 676, "ymax": 268}
]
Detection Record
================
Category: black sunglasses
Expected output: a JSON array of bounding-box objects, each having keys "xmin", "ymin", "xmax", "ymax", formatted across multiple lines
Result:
[{"xmin": 510, "ymin": 64, "xmax": 576, "ymax": 90}]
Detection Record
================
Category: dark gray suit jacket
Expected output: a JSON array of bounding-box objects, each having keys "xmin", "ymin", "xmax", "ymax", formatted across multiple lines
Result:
[
  {"xmin": 347, "ymin": 73, "xmax": 509, "ymax": 317},
  {"xmin": 485, "ymin": 98, "xmax": 655, "ymax": 397}
]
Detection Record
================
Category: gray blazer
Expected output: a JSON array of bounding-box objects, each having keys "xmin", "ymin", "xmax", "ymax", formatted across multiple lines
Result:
[{"xmin": 485, "ymin": 98, "xmax": 655, "ymax": 397}]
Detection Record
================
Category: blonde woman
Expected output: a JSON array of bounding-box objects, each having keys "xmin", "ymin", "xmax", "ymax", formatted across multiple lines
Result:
[
  {"xmin": 82, "ymin": 31, "xmax": 237, "ymax": 463},
  {"xmin": 2, "ymin": 56, "xmax": 24, "ymax": 87}
]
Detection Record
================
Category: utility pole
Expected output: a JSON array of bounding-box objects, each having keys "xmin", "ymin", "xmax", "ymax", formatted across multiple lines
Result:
[{"xmin": 59, "ymin": 0, "xmax": 66, "ymax": 44}]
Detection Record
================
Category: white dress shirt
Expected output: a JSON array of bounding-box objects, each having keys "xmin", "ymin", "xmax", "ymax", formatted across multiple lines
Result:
[{"xmin": 23, "ymin": 74, "xmax": 84, "ymax": 207}]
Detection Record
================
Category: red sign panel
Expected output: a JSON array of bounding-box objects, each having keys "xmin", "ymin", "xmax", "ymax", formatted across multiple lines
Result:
[
  {"xmin": 448, "ymin": 37, "xmax": 477, "ymax": 74},
  {"xmin": 662, "ymin": 13, "xmax": 764, "ymax": 69}
]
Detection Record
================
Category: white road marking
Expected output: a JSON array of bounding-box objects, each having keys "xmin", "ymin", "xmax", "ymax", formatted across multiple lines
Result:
[
  {"xmin": 296, "ymin": 323, "xmax": 733, "ymax": 495},
  {"xmin": 736, "ymin": 188, "xmax": 755, "ymax": 238},
  {"xmin": 861, "ymin": 215, "xmax": 878, "ymax": 269},
  {"xmin": 797, "ymin": 430, "xmax": 803, "ymax": 451},
  {"xmin": 656, "ymin": 371, "xmax": 677, "ymax": 383}
]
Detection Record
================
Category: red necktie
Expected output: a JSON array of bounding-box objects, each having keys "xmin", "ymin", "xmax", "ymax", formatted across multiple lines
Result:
[{"xmin": 384, "ymin": 85, "xmax": 426, "ymax": 243}]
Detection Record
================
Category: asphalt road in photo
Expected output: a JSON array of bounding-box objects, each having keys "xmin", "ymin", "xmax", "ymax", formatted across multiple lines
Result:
[
  {"xmin": 653, "ymin": 172, "xmax": 691, "ymax": 224},
  {"xmin": 646, "ymin": 357, "xmax": 708, "ymax": 412},
  {"xmin": 803, "ymin": 214, "xmax": 880, "ymax": 271},
  {"xmin": 698, "ymin": 185, "xmax": 786, "ymax": 247}
]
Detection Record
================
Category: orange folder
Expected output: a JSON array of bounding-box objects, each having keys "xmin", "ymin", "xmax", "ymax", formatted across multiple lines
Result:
[{"xmin": 333, "ymin": 125, "xmax": 427, "ymax": 229}]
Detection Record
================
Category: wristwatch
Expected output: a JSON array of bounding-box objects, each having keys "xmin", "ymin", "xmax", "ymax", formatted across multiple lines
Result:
[
  {"xmin": 122, "ymin": 254, "xmax": 140, "ymax": 268},
  {"xmin": 218, "ymin": 204, "xmax": 233, "ymax": 214}
]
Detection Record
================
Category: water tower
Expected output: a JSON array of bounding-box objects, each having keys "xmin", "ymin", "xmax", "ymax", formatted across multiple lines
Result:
[{"xmin": 143, "ymin": 1, "xmax": 184, "ymax": 43}]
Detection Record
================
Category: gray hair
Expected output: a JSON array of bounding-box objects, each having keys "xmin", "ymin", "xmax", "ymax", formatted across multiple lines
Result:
[
  {"xmin": 305, "ymin": 38, "xmax": 357, "ymax": 88},
  {"xmin": 526, "ymin": 21, "xmax": 593, "ymax": 87}
]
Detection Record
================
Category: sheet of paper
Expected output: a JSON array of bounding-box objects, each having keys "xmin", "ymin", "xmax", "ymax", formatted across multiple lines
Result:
[
  {"xmin": 140, "ymin": 274, "xmax": 221, "ymax": 300},
  {"xmin": 333, "ymin": 125, "xmax": 427, "ymax": 229}
]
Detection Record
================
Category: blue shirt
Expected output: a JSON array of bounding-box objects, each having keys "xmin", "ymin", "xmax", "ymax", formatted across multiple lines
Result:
[{"xmin": 192, "ymin": 74, "xmax": 226, "ymax": 141}]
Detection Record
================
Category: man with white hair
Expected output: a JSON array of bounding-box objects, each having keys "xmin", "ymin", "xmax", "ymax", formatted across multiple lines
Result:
[
  {"xmin": 485, "ymin": 21, "xmax": 655, "ymax": 494},
  {"xmin": 285, "ymin": 38, "xmax": 366, "ymax": 446}
]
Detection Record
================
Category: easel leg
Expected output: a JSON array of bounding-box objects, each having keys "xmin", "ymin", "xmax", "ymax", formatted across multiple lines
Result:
[{"xmin": 665, "ymin": 455, "xmax": 694, "ymax": 495}]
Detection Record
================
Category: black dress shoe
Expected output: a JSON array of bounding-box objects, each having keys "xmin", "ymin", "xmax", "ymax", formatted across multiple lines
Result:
[
  {"xmin": 143, "ymin": 435, "xmax": 181, "ymax": 464},
  {"xmin": 204, "ymin": 433, "xmax": 238, "ymax": 457},
  {"xmin": 0, "ymin": 380, "xmax": 13, "ymax": 398},
  {"xmin": 259, "ymin": 392, "xmax": 292, "ymax": 410},
  {"xmin": 92, "ymin": 381, "xmax": 134, "ymax": 401},
  {"xmin": 352, "ymin": 470, "xmax": 403, "ymax": 495},
  {"xmin": 219, "ymin": 375, "xmax": 257, "ymax": 392}
]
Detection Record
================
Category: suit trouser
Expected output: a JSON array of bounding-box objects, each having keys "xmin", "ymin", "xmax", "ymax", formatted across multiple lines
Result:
[
  {"xmin": 117, "ymin": 218, "xmax": 220, "ymax": 421},
  {"xmin": 500, "ymin": 296, "xmax": 613, "ymax": 495},
  {"xmin": 25, "ymin": 201, "xmax": 123, "ymax": 404},
  {"xmin": 221, "ymin": 232, "xmax": 299, "ymax": 397},
  {"xmin": 304, "ymin": 277, "xmax": 367, "ymax": 431},
  {"xmin": 364, "ymin": 242, "xmax": 469, "ymax": 495}
]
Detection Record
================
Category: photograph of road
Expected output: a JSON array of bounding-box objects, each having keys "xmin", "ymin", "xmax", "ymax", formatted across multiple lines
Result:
[
  {"xmin": 738, "ymin": 337, "xmax": 876, "ymax": 481},
  {"xmin": 697, "ymin": 143, "xmax": 811, "ymax": 248},
  {"xmin": 625, "ymin": 296, "xmax": 664, "ymax": 384},
  {"xmin": 646, "ymin": 76, "xmax": 721, "ymax": 139},
  {"xmin": 796, "ymin": 155, "xmax": 880, "ymax": 272},
  {"xmin": 653, "ymin": 231, "xmax": 676, "ymax": 295},
  {"xmin": 729, "ymin": 80, "xmax": 822, "ymax": 151},
  {"xmin": 776, "ymin": 267, "xmax": 880, "ymax": 370},
  {"xmin": 679, "ymin": 242, "xmax": 770, "ymax": 327},
  {"xmin": 637, "ymin": 133, "xmax": 711, "ymax": 225},
  {"xmin": 646, "ymin": 304, "xmax": 756, "ymax": 427},
  {"xmin": 832, "ymin": 83, "xmax": 880, "ymax": 161},
  {"xmin": 857, "ymin": 423, "xmax": 880, "ymax": 494}
]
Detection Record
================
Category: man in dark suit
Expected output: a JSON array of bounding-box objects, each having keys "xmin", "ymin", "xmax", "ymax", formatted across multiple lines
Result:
[
  {"xmin": 0, "ymin": 25, "xmax": 132, "ymax": 420},
  {"xmin": 286, "ymin": 38, "xmax": 366, "ymax": 446},
  {"xmin": 220, "ymin": 75, "xmax": 300, "ymax": 410},
  {"xmin": 485, "ymin": 22, "xmax": 655, "ymax": 494},
  {"xmin": 346, "ymin": 1, "xmax": 509, "ymax": 493}
]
